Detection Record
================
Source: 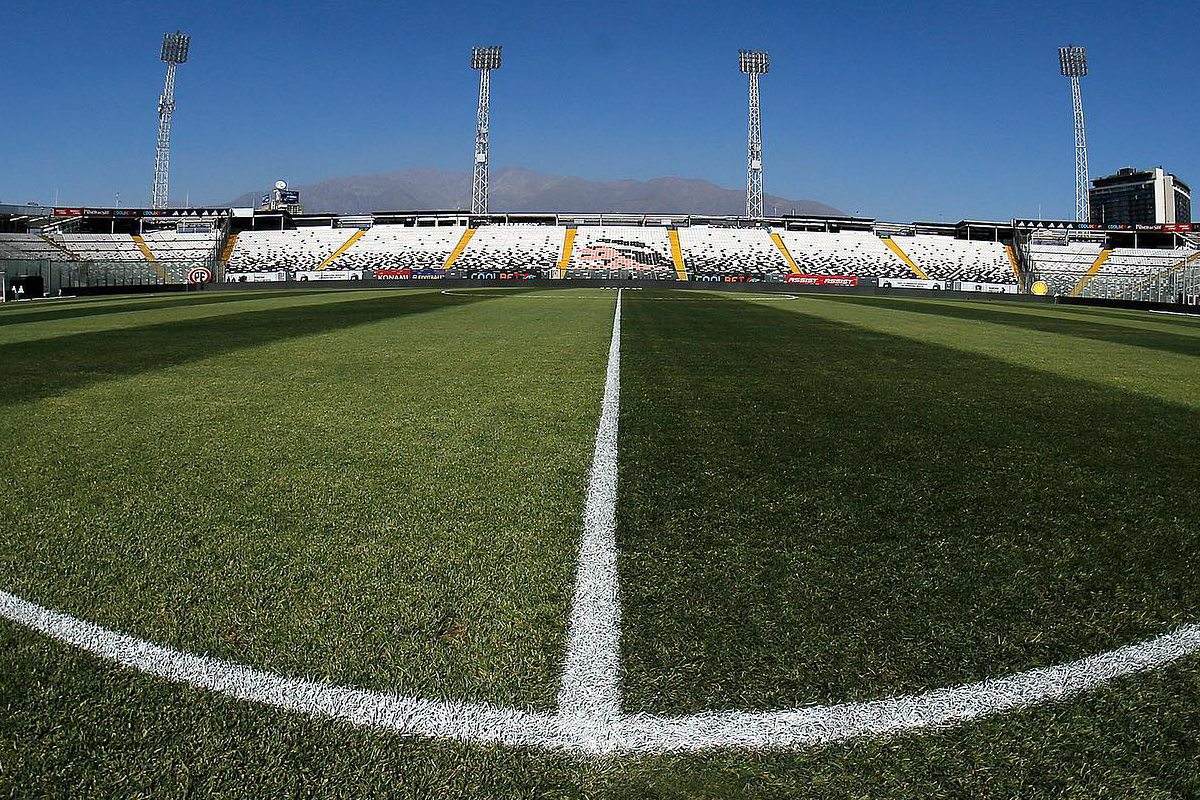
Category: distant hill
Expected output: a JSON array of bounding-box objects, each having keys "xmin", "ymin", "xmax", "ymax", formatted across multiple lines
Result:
[{"xmin": 225, "ymin": 167, "xmax": 843, "ymax": 217}]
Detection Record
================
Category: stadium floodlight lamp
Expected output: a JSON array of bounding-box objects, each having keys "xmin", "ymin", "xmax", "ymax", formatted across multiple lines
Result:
[
  {"xmin": 1059, "ymin": 45, "xmax": 1087, "ymax": 77},
  {"xmin": 739, "ymin": 50, "xmax": 769, "ymax": 75},
  {"xmin": 161, "ymin": 31, "xmax": 190, "ymax": 64},
  {"xmin": 471, "ymin": 46, "xmax": 502, "ymax": 70}
]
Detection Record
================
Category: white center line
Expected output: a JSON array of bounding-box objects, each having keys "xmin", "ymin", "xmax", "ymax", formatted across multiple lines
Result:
[{"xmin": 556, "ymin": 288, "xmax": 624, "ymax": 737}]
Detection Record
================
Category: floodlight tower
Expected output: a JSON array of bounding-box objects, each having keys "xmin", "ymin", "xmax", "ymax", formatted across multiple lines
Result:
[
  {"xmin": 739, "ymin": 50, "xmax": 769, "ymax": 219},
  {"xmin": 153, "ymin": 31, "xmax": 190, "ymax": 210},
  {"xmin": 1059, "ymin": 45, "xmax": 1090, "ymax": 223},
  {"xmin": 470, "ymin": 46, "xmax": 502, "ymax": 215}
]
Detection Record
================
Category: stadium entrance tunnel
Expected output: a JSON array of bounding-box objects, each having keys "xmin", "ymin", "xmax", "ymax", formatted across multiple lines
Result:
[{"xmin": 615, "ymin": 292, "xmax": 1200, "ymax": 715}]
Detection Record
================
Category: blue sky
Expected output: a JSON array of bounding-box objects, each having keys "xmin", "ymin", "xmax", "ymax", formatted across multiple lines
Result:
[{"xmin": 1, "ymin": 0, "xmax": 1195, "ymax": 221}]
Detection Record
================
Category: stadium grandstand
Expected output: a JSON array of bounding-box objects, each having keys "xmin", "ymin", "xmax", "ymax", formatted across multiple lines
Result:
[
  {"xmin": 4, "ymin": 203, "xmax": 1198, "ymax": 304},
  {"xmin": 2, "ymin": 28, "xmax": 1197, "ymax": 307}
]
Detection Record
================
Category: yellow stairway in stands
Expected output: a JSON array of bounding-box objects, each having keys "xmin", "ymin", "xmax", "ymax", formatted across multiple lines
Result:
[
  {"xmin": 770, "ymin": 232, "xmax": 801, "ymax": 274},
  {"xmin": 558, "ymin": 229, "xmax": 576, "ymax": 278},
  {"xmin": 444, "ymin": 228, "xmax": 476, "ymax": 268},
  {"xmin": 220, "ymin": 232, "xmax": 239, "ymax": 265},
  {"xmin": 1005, "ymin": 244, "xmax": 1020, "ymax": 282},
  {"xmin": 882, "ymin": 237, "xmax": 929, "ymax": 280},
  {"xmin": 1070, "ymin": 249, "xmax": 1112, "ymax": 297},
  {"xmin": 318, "ymin": 229, "xmax": 365, "ymax": 270},
  {"xmin": 667, "ymin": 230, "xmax": 687, "ymax": 279},
  {"xmin": 132, "ymin": 234, "xmax": 167, "ymax": 281}
]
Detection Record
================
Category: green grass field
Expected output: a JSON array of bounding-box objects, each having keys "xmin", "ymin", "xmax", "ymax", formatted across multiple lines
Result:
[{"xmin": 1, "ymin": 287, "xmax": 1198, "ymax": 798}]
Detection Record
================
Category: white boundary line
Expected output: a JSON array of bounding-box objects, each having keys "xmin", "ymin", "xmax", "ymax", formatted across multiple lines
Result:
[{"xmin": 3, "ymin": 286, "xmax": 1199, "ymax": 754}]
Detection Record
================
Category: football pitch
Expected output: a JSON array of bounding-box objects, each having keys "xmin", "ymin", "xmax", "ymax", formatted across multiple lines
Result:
[{"xmin": 1, "ymin": 287, "xmax": 1198, "ymax": 798}]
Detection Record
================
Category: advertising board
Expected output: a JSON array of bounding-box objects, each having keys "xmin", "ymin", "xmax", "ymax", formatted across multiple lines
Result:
[
  {"xmin": 294, "ymin": 270, "xmax": 363, "ymax": 281},
  {"xmin": 879, "ymin": 277, "xmax": 946, "ymax": 290},
  {"xmin": 785, "ymin": 274, "xmax": 858, "ymax": 286}
]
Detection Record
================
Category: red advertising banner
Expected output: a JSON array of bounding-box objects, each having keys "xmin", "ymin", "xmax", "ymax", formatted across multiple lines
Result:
[
  {"xmin": 53, "ymin": 207, "xmax": 83, "ymax": 217},
  {"xmin": 373, "ymin": 269, "xmax": 412, "ymax": 280},
  {"xmin": 785, "ymin": 274, "xmax": 858, "ymax": 286}
]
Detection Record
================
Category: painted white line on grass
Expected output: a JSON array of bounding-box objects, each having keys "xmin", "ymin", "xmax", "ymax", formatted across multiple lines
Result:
[
  {"xmin": 612, "ymin": 623, "xmax": 1200, "ymax": 751},
  {"xmin": 2, "ymin": 587, "xmax": 1198, "ymax": 754},
  {"xmin": 0, "ymin": 588, "xmax": 566, "ymax": 749},
  {"xmin": 555, "ymin": 288, "xmax": 624, "ymax": 743}
]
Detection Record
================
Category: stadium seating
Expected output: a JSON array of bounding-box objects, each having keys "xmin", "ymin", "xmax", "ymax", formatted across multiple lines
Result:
[
  {"xmin": 0, "ymin": 234, "xmax": 67, "ymax": 259},
  {"xmin": 1102, "ymin": 247, "xmax": 1197, "ymax": 277},
  {"xmin": 54, "ymin": 233, "xmax": 144, "ymax": 261},
  {"xmin": 227, "ymin": 228, "xmax": 360, "ymax": 272},
  {"xmin": 567, "ymin": 226, "xmax": 677, "ymax": 277},
  {"xmin": 141, "ymin": 229, "xmax": 221, "ymax": 265},
  {"xmin": 678, "ymin": 226, "xmax": 788, "ymax": 276},
  {"xmin": 779, "ymin": 231, "xmax": 910, "ymax": 278},
  {"xmin": 330, "ymin": 226, "xmax": 463, "ymax": 271},
  {"xmin": 1027, "ymin": 241, "xmax": 1103, "ymax": 295},
  {"xmin": 4, "ymin": 218, "xmax": 1191, "ymax": 295},
  {"xmin": 897, "ymin": 235, "xmax": 1015, "ymax": 283},
  {"xmin": 453, "ymin": 224, "xmax": 563, "ymax": 271},
  {"xmin": 0, "ymin": 232, "xmax": 170, "ymax": 285},
  {"xmin": 1073, "ymin": 247, "xmax": 1200, "ymax": 298}
]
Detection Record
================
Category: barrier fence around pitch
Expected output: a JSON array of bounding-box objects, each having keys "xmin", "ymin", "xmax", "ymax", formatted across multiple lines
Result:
[
  {"xmin": 59, "ymin": 275, "xmax": 1200, "ymax": 310},
  {"xmin": 172, "ymin": 277, "xmax": 1058, "ymax": 305}
]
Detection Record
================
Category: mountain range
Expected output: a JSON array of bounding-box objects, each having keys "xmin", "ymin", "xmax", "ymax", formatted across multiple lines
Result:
[{"xmin": 226, "ymin": 167, "xmax": 842, "ymax": 217}]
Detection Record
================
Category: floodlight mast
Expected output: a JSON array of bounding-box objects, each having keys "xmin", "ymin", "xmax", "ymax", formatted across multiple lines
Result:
[
  {"xmin": 1059, "ymin": 45, "xmax": 1090, "ymax": 223},
  {"xmin": 470, "ymin": 46, "xmax": 502, "ymax": 215},
  {"xmin": 153, "ymin": 31, "xmax": 190, "ymax": 210},
  {"xmin": 739, "ymin": 50, "xmax": 769, "ymax": 218}
]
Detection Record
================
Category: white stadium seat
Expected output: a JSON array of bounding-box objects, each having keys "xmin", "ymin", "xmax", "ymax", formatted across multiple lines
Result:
[
  {"xmin": 454, "ymin": 224, "xmax": 563, "ymax": 271},
  {"xmin": 779, "ymin": 231, "xmax": 909, "ymax": 278},
  {"xmin": 898, "ymin": 235, "xmax": 1014, "ymax": 283},
  {"xmin": 329, "ymin": 226, "xmax": 463, "ymax": 271},
  {"xmin": 678, "ymin": 226, "xmax": 788, "ymax": 276},
  {"xmin": 227, "ymin": 228, "xmax": 359, "ymax": 272}
]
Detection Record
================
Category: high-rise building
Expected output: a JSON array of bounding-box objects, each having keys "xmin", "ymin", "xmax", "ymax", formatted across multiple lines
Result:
[{"xmin": 1089, "ymin": 167, "xmax": 1191, "ymax": 226}]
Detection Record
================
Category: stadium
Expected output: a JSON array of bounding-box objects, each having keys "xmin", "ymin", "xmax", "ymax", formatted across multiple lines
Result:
[{"xmin": 2, "ymin": 11, "xmax": 1199, "ymax": 800}]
